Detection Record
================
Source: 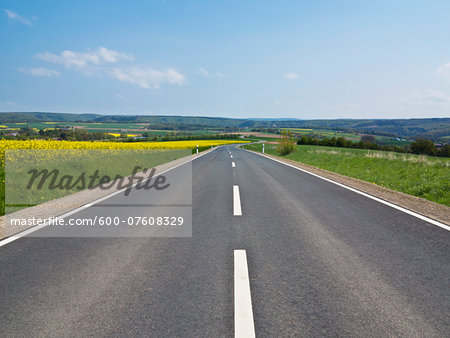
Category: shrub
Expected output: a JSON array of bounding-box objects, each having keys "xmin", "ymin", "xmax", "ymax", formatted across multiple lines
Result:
[{"xmin": 277, "ymin": 129, "xmax": 296, "ymax": 155}]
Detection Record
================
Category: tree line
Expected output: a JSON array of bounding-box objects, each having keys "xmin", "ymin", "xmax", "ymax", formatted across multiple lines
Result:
[
  {"xmin": 296, "ymin": 135, "xmax": 449, "ymax": 157},
  {"xmin": 0, "ymin": 127, "xmax": 242, "ymax": 144}
]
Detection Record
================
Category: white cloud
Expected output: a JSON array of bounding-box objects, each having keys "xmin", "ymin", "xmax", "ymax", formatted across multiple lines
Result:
[
  {"xmin": 437, "ymin": 63, "xmax": 450, "ymax": 79},
  {"xmin": 32, "ymin": 46, "xmax": 183, "ymax": 89},
  {"xmin": 111, "ymin": 67, "xmax": 185, "ymax": 89},
  {"xmin": 35, "ymin": 47, "xmax": 134, "ymax": 69},
  {"xmin": 284, "ymin": 72, "xmax": 299, "ymax": 80},
  {"xmin": 4, "ymin": 101, "xmax": 17, "ymax": 106},
  {"xmin": 407, "ymin": 89, "xmax": 450, "ymax": 105},
  {"xmin": 97, "ymin": 47, "xmax": 133, "ymax": 63},
  {"xmin": 197, "ymin": 67, "xmax": 210, "ymax": 77},
  {"xmin": 5, "ymin": 9, "xmax": 33, "ymax": 26},
  {"xmin": 19, "ymin": 67, "xmax": 60, "ymax": 77},
  {"xmin": 197, "ymin": 67, "xmax": 225, "ymax": 78},
  {"xmin": 115, "ymin": 94, "xmax": 128, "ymax": 101},
  {"xmin": 397, "ymin": 89, "xmax": 450, "ymax": 116}
]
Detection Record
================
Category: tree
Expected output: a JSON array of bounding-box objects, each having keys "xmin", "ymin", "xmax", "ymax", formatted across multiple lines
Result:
[
  {"xmin": 410, "ymin": 139, "xmax": 437, "ymax": 156},
  {"xmin": 360, "ymin": 135, "xmax": 376, "ymax": 144},
  {"xmin": 438, "ymin": 144, "xmax": 450, "ymax": 157},
  {"xmin": 297, "ymin": 135, "xmax": 309, "ymax": 145},
  {"xmin": 336, "ymin": 136, "xmax": 348, "ymax": 148}
]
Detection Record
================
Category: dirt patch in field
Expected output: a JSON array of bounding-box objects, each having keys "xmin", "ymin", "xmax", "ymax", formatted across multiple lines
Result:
[{"xmin": 246, "ymin": 150, "xmax": 450, "ymax": 226}]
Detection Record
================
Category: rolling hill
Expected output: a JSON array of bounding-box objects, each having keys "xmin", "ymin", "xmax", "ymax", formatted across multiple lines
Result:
[{"xmin": 0, "ymin": 112, "xmax": 448, "ymax": 141}]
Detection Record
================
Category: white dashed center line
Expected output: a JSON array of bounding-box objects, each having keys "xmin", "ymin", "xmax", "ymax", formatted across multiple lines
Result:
[
  {"xmin": 234, "ymin": 250, "xmax": 255, "ymax": 338},
  {"xmin": 233, "ymin": 185, "xmax": 242, "ymax": 216}
]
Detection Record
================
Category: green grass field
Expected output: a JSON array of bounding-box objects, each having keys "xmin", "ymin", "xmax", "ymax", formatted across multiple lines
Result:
[
  {"xmin": 0, "ymin": 122, "xmax": 220, "ymax": 135},
  {"xmin": 243, "ymin": 143, "xmax": 450, "ymax": 206},
  {"xmin": 284, "ymin": 128, "xmax": 411, "ymax": 145},
  {"xmin": 286, "ymin": 128, "xmax": 360, "ymax": 140}
]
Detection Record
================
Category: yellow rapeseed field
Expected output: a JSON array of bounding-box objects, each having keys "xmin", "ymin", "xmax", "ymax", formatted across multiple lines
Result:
[
  {"xmin": 108, "ymin": 133, "xmax": 138, "ymax": 137},
  {"xmin": 0, "ymin": 139, "xmax": 247, "ymax": 165}
]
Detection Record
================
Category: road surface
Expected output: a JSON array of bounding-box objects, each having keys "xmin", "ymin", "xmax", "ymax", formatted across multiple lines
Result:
[{"xmin": 0, "ymin": 146, "xmax": 449, "ymax": 337}]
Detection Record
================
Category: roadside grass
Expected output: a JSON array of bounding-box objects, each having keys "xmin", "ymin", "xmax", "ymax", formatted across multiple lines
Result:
[{"xmin": 243, "ymin": 143, "xmax": 450, "ymax": 206}]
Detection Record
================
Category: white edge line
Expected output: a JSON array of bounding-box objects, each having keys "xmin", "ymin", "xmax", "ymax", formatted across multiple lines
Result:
[
  {"xmin": 233, "ymin": 185, "xmax": 242, "ymax": 216},
  {"xmin": 234, "ymin": 249, "xmax": 256, "ymax": 338},
  {"xmin": 240, "ymin": 148, "xmax": 450, "ymax": 232},
  {"xmin": 0, "ymin": 148, "xmax": 215, "ymax": 247}
]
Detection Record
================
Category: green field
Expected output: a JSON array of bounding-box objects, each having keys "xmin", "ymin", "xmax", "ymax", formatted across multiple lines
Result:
[
  {"xmin": 286, "ymin": 128, "xmax": 360, "ymax": 140},
  {"xmin": 284, "ymin": 128, "xmax": 411, "ymax": 146},
  {"xmin": 0, "ymin": 122, "xmax": 220, "ymax": 135},
  {"xmin": 243, "ymin": 143, "xmax": 450, "ymax": 206},
  {"xmin": 244, "ymin": 135, "xmax": 279, "ymax": 142}
]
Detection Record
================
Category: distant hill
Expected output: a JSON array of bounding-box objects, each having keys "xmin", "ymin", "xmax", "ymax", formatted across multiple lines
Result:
[
  {"xmin": 0, "ymin": 112, "xmax": 102, "ymax": 123},
  {"xmin": 273, "ymin": 118, "xmax": 450, "ymax": 141},
  {"xmin": 0, "ymin": 112, "xmax": 449, "ymax": 141}
]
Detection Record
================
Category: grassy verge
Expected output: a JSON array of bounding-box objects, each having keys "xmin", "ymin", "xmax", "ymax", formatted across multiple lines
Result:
[
  {"xmin": 243, "ymin": 143, "xmax": 450, "ymax": 206},
  {"xmin": 0, "ymin": 167, "xmax": 4, "ymax": 216}
]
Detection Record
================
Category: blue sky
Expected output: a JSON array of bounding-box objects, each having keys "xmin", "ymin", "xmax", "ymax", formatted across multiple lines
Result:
[{"xmin": 1, "ymin": 0, "xmax": 450, "ymax": 119}]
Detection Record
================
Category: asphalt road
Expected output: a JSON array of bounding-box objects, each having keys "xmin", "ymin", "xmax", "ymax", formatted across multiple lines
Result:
[{"xmin": 0, "ymin": 146, "xmax": 449, "ymax": 337}]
